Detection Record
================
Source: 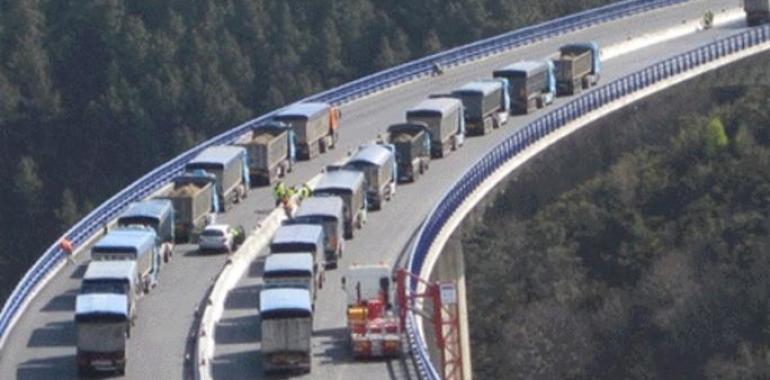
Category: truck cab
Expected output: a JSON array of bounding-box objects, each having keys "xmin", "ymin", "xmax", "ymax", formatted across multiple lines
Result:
[
  {"xmin": 117, "ymin": 199, "xmax": 175, "ymax": 263},
  {"xmin": 288, "ymin": 196, "xmax": 345, "ymax": 269},
  {"xmin": 343, "ymin": 144, "xmax": 397, "ymax": 210},
  {"xmin": 260, "ymin": 288, "xmax": 313, "ymax": 374},
  {"xmin": 75, "ymin": 293, "xmax": 129, "ymax": 375},
  {"xmin": 343, "ymin": 264, "xmax": 401, "ymax": 359}
]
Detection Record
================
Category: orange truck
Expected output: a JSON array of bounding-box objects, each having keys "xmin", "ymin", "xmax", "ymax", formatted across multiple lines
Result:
[
  {"xmin": 274, "ymin": 102, "xmax": 342, "ymax": 160},
  {"xmin": 343, "ymin": 264, "xmax": 402, "ymax": 358}
]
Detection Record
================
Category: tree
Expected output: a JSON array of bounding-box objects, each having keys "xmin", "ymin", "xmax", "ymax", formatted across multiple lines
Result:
[
  {"xmin": 55, "ymin": 188, "xmax": 80, "ymax": 230},
  {"xmin": 705, "ymin": 116, "xmax": 729, "ymax": 157}
]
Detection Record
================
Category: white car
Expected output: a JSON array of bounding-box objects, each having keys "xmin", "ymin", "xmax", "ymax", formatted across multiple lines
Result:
[{"xmin": 199, "ymin": 224, "xmax": 234, "ymax": 253}]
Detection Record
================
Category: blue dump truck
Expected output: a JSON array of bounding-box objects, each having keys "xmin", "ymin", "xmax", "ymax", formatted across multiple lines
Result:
[
  {"xmin": 554, "ymin": 42, "xmax": 601, "ymax": 96},
  {"xmin": 387, "ymin": 122, "xmax": 432, "ymax": 183},
  {"xmin": 75, "ymin": 293, "xmax": 130, "ymax": 375},
  {"xmin": 274, "ymin": 102, "xmax": 341, "ymax": 160},
  {"xmin": 160, "ymin": 171, "xmax": 218, "ymax": 242},
  {"xmin": 236, "ymin": 121, "xmax": 296, "ymax": 186},
  {"xmin": 289, "ymin": 196, "xmax": 345, "ymax": 269},
  {"xmin": 260, "ymin": 288, "xmax": 313, "ymax": 374},
  {"xmin": 406, "ymin": 98, "xmax": 465, "ymax": 158},
  {"xmin": 264, "ymin": 253, "xmax": 319, "ymax": 306},
  {"xmin": 186, "ymin": 146, "xmax": 249, "ymax": 212},
  {"xmin": 494, "ymin": 60, "xmax": 556, "ymax": 114},
  {"xmin": 118, "ymin": 199, "xmax": 175, "ymax": 263},
  {"xmin": 91, "ymin": 228, "xmax": 160, "ymax": 293},
  {"xmin": 450, "ymin": 80, "xmax": 508, "ymax": 135},
  {"xmin": 344, "ymin": 144, "xmax": 397, "ymax": 211},
  {"xmin": 313, "ymin": 169, "xmax": 368, "ymax": 239}
]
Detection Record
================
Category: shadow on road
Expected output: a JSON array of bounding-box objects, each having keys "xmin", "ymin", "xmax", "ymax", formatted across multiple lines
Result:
[
  {"xmin": 215, "ymin": 314, "xmax": 260, "ymax": 345},
  {"xmin": 27, "ymin": 320, "xmax": 75, "ymax": 348},
  {"xmin": 41, "ymin": 289, "xmax": 78, "ymax": 312},
  {"xmin": 211, "ymin": 349, "xmax": 262, "ymax": 379},
  {"xmin": 17, "ymin": 354, "xmax": 75, "ymax": 380},
  {"xmin": 312, "ymin": 327, "xmax": 348, "ymax": 366},
  {"xmin": 224, "ymin": 284, "xmax": 261, "ymax": 310}
]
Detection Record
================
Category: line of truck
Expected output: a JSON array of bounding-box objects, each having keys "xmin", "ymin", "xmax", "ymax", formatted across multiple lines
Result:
[
  {"xmin": 73, "ymin": 39, "xmax": 604, "ymax": 376},
  {"xmin": 745, "ymin": 0, "xmax": 770, "ymax": 26}
]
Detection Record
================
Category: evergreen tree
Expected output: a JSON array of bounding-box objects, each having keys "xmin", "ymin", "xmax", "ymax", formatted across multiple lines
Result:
[{"xmin": 55, "ymin": 188, "xmax": 79, "ymax": 230}]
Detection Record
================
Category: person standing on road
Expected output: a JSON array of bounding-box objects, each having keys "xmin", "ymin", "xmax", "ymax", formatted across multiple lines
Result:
[
  {"xmin": 60, "ymin": 238, "xmax": 76, "ymax": 265},
  {"xmin": 273, "ymin": 181, "xmax": 287, "ymax": 206}
]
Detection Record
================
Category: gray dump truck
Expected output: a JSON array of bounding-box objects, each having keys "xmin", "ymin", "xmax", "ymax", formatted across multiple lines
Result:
[
  {"xmin": 80, "ymin": 260, "xmax": 139, "ymax": 333},
  {"xmin": 260, "ymin": 288, "xmax": 313, "ymax": 374},
  {"xmin": 554, "ymin": 42, "xmax": 601, "ymax": 96},
  {"xmin": 118, "ymin": 199, "xmax": 175, "ymax": 263},
  {"xmin": 451, "ymin": 80, "xmax": 506, "ymax": 135},
  {"xmin": 236, "ymin": 121, "xmax": 296, "ymax": 186},
  {"xmin": 75, "ymin": 293, "xmax": 130, "ymax": 375},
  {"xmin": 406, "ymin": 98, "xmax": 465, "ymax": 158},
  {"xmin": 494, "ymin": 60, "xmax": 556, "ymax": 114},
  {"xmin": 289, "ymin": 196, "xmax": 345, "ymax": 269},
  {"xmin": 186, "ymin": 146, "xmax": 249, "ymax": 212},
  {"xmin": 313, "ymin": 169, "xmax": 367, "ymax": 239},
  {"xmin": 91, "ymin": 228, "xmax": 160, "ymax": 293},
  {"xmin": 344, "ymin": 144, "xmax": 397, "ymax": 210},
  {"xmin": 387, "ymin": 123, "xmax": 431, "ymax": 183},
  {"xmin": 274, "ymin": 102, "xmax": 341, "ymax": 160},
  {"xmin": 158, "ymin": 172, "xmax": 216, "ymax": 242},
  {"xmin": 745, "ymin": 0, "xmax": 770, "ymax": 25}
]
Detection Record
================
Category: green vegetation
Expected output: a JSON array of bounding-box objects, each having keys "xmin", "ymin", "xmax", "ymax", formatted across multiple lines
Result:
[
  {"xmin": 465, "ymin": 58, "xmax": 770, "ymax": 379},
  {"xmin": 0, "ymin": 0, "xmax": 618, "ymax": 302}
]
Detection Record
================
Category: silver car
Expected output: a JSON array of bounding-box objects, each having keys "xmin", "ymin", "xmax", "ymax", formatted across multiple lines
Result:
[{"xmin": 199, "ymin": 224, "xmax": 234, "ymax": 253}]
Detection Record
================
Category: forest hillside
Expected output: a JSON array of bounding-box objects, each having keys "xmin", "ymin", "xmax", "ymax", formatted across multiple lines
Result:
[
  {"xmin": 465, "ymin": 51, "xmax": 770, "ymax": 379},
  {"xmin": 0, "ymin": 0, "xmax": 616, "ymax": 302}
]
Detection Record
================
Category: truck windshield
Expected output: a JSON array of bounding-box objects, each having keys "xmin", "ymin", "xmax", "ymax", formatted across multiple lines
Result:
[{"xmin": 81, "ymin": 280, "xmax": 129, "ymax": 295}]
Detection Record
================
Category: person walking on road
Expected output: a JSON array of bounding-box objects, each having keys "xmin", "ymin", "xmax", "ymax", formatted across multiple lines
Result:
[{"xmin": 299, "ymin": 184, "xmax": 312, "ymax": 201}]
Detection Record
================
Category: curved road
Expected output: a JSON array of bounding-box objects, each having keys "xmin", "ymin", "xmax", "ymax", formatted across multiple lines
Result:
[{"xmin": 0, "ymin": 1, "xmax": 742, "ymax": 379}]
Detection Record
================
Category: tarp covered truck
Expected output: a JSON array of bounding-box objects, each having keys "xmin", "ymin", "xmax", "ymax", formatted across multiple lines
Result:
[
  {"xmin": 75, "ymin": 293, "xmax": 129, "ymax": 375},
  {"xmin": 451, "ymin": 80, "xmax": 506, "ymax": 135},
  {"xmin": 91, "ymin": 228, "xmax": 160, "ymax": 293},
  {"xmin": 554, "ymin": 42, "xmax": 601, "ymax": 96},
  {"xmin": 344, "ymin": 144, "xmax": 397, "ymax": 210},
  {"xmin": 406, "ymin": 98, "xmax": 465, "ymax": 158},
  {"xmin": 387, "ymin": 122, "xmax": 431, "ymax": 183},
  {"xmin": 313, "ymin": 169, "xmax": 367, "ymax": 239},
  {"xmin": 494, "ymin": 60, "xmax": 556, "ymax": 114},
  {"xmin": 157, "ymin": 172, "xmax": 216, "ymax": 242},
  {"xmin": 260, "ymin": 288, "xmax": 313, "ymax": 374},
  {"xmin": 270, "ymin": 224, "xmax": 325, "ymax": 274},
  {"xmin": 185, "ymin": 146, "xmax": 249, "ymax": 212},
  {"xmin": 342, "ymin": 263, "xmax": 401, "ymax": 359},
  {"xmin": 118, "ymin": 199, "xmax": 175, "ymax": 263},
  {"xmin": 745, "ymin": 0, "xmax": 770, "ymax": 25},
  {"xmin": 274, "ymin": 102, "xmax": 341, "ymax": 160},
  {"xmin": 236, "ymin": 121, "xmax": 296, "ymax": 186},
  {"xmin": 289, "ymin": 196, "xmax": 345, "ymax": 269}
]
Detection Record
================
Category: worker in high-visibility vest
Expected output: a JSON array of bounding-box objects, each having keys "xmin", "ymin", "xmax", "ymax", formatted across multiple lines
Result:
[
  {"xmin": 273, "ymin": 181, "xmax": 287, "ymax": 206},
  {"xmin": 60, "ymin": 238, "xmax": 76, "ymax": 265},
  {"xmin": 299, "ymin": 184, "xmax": 312, "ymax": 200}
]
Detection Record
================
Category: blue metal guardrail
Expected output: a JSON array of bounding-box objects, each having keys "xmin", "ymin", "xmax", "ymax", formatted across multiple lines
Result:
[
  {"xmin": 0, "ymin": 0, "xmax": 689, "ymax": 353},
  {"xmin": 405, "ymin": 25, "xmax": 770, "ymax": 380}
]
